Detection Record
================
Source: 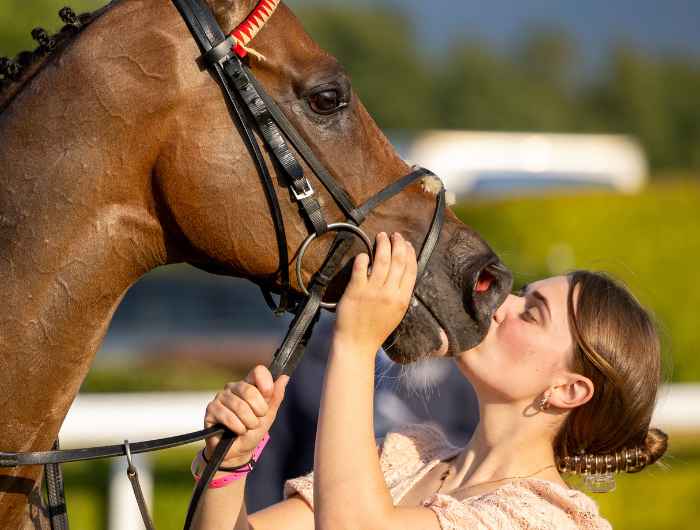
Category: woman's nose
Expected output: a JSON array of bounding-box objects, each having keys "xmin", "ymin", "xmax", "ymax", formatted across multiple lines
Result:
[{"xmin": 493, "ymin": 293, "xmax": 518, "ymax": 324}]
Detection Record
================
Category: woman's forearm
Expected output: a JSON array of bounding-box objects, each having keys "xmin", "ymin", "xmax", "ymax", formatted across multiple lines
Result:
[
  {"xmin": 314, "ymin": 338, "xmax": 394, "ymax": 530},
  {"xmin": 191, "ymin": 457, "xmax": 250, "ymax": 530}
]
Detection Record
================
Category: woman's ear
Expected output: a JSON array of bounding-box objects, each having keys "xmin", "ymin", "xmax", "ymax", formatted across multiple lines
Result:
[{"xmin": 548, "ymin": 373, "xmax": 594, "ymax": 410}]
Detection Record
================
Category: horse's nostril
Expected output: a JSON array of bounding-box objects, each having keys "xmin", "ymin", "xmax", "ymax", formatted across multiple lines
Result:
[{"xmin": 474, "ymin": 268, "xmax": 495, "ymax": 293}]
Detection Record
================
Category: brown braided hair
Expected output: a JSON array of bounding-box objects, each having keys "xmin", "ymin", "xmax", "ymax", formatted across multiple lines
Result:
[{"xmin": 553, "ymin": 271, "xmax": 668, "ymax": 478}]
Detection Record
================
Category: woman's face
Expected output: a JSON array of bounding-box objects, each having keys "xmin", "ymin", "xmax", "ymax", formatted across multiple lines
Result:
[{"xmin": 455, "ymin": 275, "xmax": 578, "ymax": 403}]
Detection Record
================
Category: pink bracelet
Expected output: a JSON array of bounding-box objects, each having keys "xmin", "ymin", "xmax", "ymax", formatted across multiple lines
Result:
[{"xmin": 191, "ymin": 433, "xmax": 270, "ymax": 489}]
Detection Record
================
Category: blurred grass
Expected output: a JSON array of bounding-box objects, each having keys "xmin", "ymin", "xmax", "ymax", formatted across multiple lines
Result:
[
  {"xmin": 80, "ymin": 361, "xmax": 244, "ymax": 393},
  {"xmin": 454, "ymin": 178, "xmax": 700, "ymax": 381},
  {"xmin": 58, "ymin": 437, "xmax": 700, "ymax": 529}
]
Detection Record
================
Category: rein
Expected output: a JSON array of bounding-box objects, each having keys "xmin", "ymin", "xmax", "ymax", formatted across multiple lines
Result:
[{"xmin": 0, "ymin": 1, "xmax": 446, "ymax": 528}]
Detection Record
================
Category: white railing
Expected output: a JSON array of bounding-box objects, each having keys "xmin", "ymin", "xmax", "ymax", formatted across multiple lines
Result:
[{"xmin": 58, "ymin": 384, "xmax": 700, "ymax": 530}]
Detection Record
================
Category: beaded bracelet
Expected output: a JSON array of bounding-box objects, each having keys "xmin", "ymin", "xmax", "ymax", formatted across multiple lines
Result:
[{"xmin": 191, "ymin": 433, "xmax": 270, "ymax": 489}]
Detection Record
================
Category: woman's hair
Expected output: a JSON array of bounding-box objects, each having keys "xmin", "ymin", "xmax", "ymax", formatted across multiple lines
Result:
[{"xmin": 553, "ymin": 270, "xmax": 668, "ymax": 476}]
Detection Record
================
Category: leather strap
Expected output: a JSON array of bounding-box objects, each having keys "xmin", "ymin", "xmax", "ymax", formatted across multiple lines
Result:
[
  {"xmin": 124, "ymin": 441, "xmax": 155, "ymax": 530},
  {"xmin": 126, "ymin": 470, "xmax": 155, "ymax": 530},
  {"xmin": 269, "ymin": 283, "xmax": 323, "ymax": 379},
  {"xmin": 0, "ymin": 428, "xmax": 229, "ymax": 467},
  {"xmin": 44, "ymin": 440, "xmax": 68, "ymax": 530},
  {"xmin": 354, "ymin": 167, "xmax": 430, "ymax": 222}
]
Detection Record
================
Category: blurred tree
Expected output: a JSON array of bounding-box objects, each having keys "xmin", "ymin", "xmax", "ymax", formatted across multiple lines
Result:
[
  {"xmin": 296, "ymin": 5, "xmax": 439, "ymax": 130},
  {"xmin": 434, "ymin": 31, "xmax": 578, "ymax": 132},
  {"xmin": 434, "ymin": 41, "xmax": 527, "ymax": 130},
  {"xmin": 582, "ymin": 46, "xmax": 700, "ymax": 172},
  {"xmin": 583, "ymin": 46, "xmax": 676, "ymax": 170},
  {"xmin": 660, "ymin": 57, "xmax": 700, "ymax": 171},
  {"xmin": 515, "ymin": 24, "xmax": 579, "ymax": 93}
]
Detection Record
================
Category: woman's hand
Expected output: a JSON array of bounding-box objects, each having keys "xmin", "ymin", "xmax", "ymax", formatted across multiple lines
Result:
[
  {"xmin": 203, "ymin": 365, "xmax": 289, "ymax": 467},
  {"xmin": 334, "ymin": 231, "xmax": 418, "ymax": 355}
]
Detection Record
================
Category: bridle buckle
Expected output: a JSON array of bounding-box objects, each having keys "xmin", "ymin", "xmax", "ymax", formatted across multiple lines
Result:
[
  {"xmin": 291, "ymin": 178, "xmax": 314, "ymax": 200},
  {"xmin": 201, "ymin": 35, "xmax": 236, "ymax": 67}
]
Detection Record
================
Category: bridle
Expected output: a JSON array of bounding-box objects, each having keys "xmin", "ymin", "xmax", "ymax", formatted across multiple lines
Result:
[{"xmin": 0, "ymin": 1, "xmax": 446, "ymax": 529}]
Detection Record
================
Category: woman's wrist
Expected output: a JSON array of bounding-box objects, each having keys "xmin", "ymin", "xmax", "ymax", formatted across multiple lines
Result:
[
  {"xmin": 331, "ymin": 333, "xmax": 380, "ymax": 360},
  {"xmin": 201, "ymin": 448, "xmax": 253, "ymax": 470}
]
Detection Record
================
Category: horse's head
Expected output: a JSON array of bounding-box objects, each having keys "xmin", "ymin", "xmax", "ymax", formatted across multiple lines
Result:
[{"xmin": 156, "ymin": 0, "xmax": 513, "ymax": 361}]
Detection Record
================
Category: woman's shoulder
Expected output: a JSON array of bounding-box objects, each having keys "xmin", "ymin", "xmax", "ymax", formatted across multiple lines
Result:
[
  {"xmin": 379, "ymin": 422, "xmax": 460, "ymax": 466},
  {"xmin": 283, "ymin": 422, "xmax": 457, "ymax": 510},
  {"xmin": 377, "ymin": 423, "xmax": 461, "ymax": 501},
  {"xmin": 423, "ymin": 478, "xmax": 612, "ymax": 530}
]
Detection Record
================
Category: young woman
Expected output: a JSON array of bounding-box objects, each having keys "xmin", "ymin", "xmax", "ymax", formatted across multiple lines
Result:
[{"xmin": 190, "ymin": 232, "xmax": 667, "ymax": 530}]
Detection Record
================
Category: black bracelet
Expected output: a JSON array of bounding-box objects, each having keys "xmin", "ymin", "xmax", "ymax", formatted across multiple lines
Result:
[{"xmin": 201, "ymin": 449, "xmax": 256, "ymax": 472}]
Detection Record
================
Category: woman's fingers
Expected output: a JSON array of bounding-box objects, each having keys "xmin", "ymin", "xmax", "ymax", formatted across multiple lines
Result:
[
  {"xmin": 384, "ymin": 233, "xmax": 409, "ymax": 288},
  {"xmin": 205, "ymin": 399, "xmax": 248, "ymax": 434},
  {"xmin": 225, "ymin": 381, "xmax": 268, "ymax": 417},
  {"xmin": 348, "ymin": 252, "xmax": 370, "ymax": 290},
  {"xmin": 267, "ymin": 376, "xmax": 289, "ymax": 417},
  {"xmin": 219, "ymin": 392, "xmax": 261, "ymax": 430},
  {"xmin": 244, "ymin": 365, "xmax": 274, "ymax": 401},
  {"xmin": 368, "ymin": 232, "xmax": 391, "ymax": 287},
  {"xmin": 399, "ymin": 241, "xmax": 418, "ymax": 297}
]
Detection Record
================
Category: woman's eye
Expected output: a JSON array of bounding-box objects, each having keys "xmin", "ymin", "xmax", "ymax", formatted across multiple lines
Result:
[
  {"xmin": 308, "ymin": 89, "xmax": 347, "ymax": 115},
  {"xmin": 521, "ymin": 307, "xmax": 538, "ymax": 324}
]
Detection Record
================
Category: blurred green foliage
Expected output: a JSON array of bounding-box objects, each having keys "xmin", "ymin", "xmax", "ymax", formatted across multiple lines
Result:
[{"xmin": 454, "ymin": 178, "xmax": 700, "ymax": 381}]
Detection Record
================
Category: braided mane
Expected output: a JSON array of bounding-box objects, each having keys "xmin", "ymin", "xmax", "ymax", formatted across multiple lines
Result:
[{"xmin": 0, "ymin": 6, "xmax": 110, "ymax": 113}]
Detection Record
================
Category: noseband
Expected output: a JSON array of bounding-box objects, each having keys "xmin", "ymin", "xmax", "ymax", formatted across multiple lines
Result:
[{"xmin": 0, "ymin": 1, "xmax": 446, "ymax": 528}]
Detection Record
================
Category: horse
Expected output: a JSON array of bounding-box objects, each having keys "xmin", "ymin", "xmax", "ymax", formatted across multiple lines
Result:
[{"xmin": 0, "ymin": 0, "xmax": 512, "ymax": 527}]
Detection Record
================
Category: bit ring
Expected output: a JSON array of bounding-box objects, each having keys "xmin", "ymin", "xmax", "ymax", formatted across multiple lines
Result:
[{"xmin": 296, "ymin": 222, "xmax": 374, "ymax": 309}]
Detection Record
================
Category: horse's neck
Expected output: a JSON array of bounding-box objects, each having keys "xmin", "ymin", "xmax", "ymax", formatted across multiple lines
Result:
[{"xmin": 0, "ymin": 1, "xmax": 173, "ymax": 453}]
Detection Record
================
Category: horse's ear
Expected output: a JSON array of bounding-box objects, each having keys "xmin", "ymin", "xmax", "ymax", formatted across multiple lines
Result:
[{"xmin": 206, "ymin": 0, "xmax": 258, "ymax": 32}]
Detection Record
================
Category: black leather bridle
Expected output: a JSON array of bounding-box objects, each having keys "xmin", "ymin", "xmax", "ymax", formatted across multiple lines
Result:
[{"xmin": 0, "ymin": 1, "xmax": 446, "ymax": 529}]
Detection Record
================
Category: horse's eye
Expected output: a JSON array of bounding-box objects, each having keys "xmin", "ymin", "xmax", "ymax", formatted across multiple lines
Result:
[{"xmin": 308, "ymin": 89, "xmax": 347, "ymax": 115}]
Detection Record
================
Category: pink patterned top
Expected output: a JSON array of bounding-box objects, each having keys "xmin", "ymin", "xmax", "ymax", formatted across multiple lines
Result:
[{"xmin": 284, "ymin": 423, "xmax": 612, "ymax": 530}]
